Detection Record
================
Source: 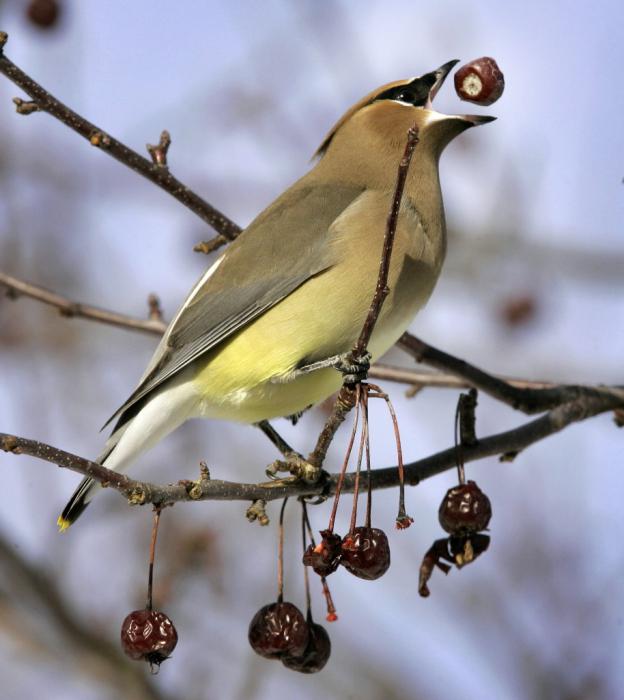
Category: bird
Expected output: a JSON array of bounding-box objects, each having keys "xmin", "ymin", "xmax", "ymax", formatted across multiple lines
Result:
[{"xmin": 58, "ymin": 60, "xmax": 495, "ymax": 530}]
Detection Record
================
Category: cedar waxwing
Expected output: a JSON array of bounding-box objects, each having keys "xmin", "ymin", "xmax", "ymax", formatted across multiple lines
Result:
[{"xmin": 58, "ymin": 60, "xmax": 495, "ymax": 530}]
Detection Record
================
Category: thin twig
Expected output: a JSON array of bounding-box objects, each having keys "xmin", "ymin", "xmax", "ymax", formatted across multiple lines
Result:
[
  {"xmin": 3, "ymin": 387, "xmax": 621, "ymax": 506},
  {"xmin": 0, "ymin": 271, "xmax": 166, "ymax": 336},
  {"xmin": 146, "ymin": 130, "xmax": 171, "ymax": 168},
  {"xmin": 353, "ymin": 126, "xmax": 420, "ymax": 357},
  {"xmin": 308, "ymin": 125, "xmax": 420, "ymax": 468},
  {"xmin": 0, "ymin": 35, "xmax": 241, "ymax": 239},
  {"xmin": 398, "ymin": 332, "xmax": 614, "ymax": 413},
  {"xmin": 193, "ymin": 235, "xmax": 229, "ymax": 256}
]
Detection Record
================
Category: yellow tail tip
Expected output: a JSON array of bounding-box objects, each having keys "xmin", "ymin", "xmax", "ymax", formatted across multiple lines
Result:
[{"xmin": 57, "ymin": 516, "xmax": 71, "ymax": 533}]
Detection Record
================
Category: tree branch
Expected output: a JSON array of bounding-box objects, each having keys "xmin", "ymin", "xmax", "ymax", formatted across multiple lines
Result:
[
  {"xmin": 398, "ymin": 332, "xmax": 622, "ymax": 413},
  {"xmin": 0, "ymin": 271, "xmax": 167, "ymax": 336},
  {"xmin": 0, "ymin": 34, "xmax": 241, "ymax": 240},
  {"xmin": 2, "ymin": 386, "xmax": 621, "ymax": 506},
  {"xmin": 0, "ymin": 271, "xmax": 603, "ymax": 394},
  {"xmin": 308, "ymin": 125, "xmax": 420, "ymax": 468}
]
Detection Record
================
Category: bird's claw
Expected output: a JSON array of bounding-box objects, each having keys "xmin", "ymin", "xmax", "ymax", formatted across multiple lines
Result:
[{"xmin": 335, "ymin": 351, "xmax": 371, "ymax": 384}]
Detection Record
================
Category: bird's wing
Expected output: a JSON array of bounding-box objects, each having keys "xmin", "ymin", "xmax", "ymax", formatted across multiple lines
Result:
[{"xmin": 104, "ymin": 183, "xmax": 365, "ymax": 428}]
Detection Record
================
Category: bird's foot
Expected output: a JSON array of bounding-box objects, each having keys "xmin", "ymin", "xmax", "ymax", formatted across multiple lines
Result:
[{"xmin": 334, "ymin": 350, "xmax": 371, "ymax": 384}]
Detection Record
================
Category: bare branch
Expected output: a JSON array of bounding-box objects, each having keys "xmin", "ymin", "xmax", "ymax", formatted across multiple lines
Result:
[
  {"xmin": 2, "ymin": 387, "xmax": 621, "ymax": 506},
  {"xmin": 0, "ymin": 271, "xmax": 166, "ymax": 336},
  {"xmin": 308, "ymin": 126, "xmax": 420, "ymax": 469},
  {"xmin": 193, "ymin": 235, "xmax": 229, "ymax": 255},
  {"xmin": 2, "ymin": 271, "xmax": 613, "ymax": 401},
  {"xmin": 398, "ymin": 332, "xmax": 623, "ymax": 413},
  {"xmin": 0, "ymin": 35, "xmax": 241, "ymax": 239}
]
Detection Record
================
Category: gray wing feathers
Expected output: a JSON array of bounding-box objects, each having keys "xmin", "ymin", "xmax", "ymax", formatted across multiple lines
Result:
[{"xmin": 103, "ymin": 183, "xmax": 364, "ymax": 428}]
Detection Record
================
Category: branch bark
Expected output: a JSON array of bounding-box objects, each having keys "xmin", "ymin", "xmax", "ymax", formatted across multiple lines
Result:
[
  {"xmin": 0, "ymin": 34, "xmax": 241, "ymax": 239},
  {"xmin": 2, "ymin": 386, "xmax": 621, "ymax": 506}
]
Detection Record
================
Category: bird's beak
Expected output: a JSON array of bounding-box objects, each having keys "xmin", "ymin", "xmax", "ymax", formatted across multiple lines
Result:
[
  {"xmin": 425, "ymin": 60, "xmax": 460, "ymax": 108},
  {"xmin": 425, "ymin": 59, "xmax": 496, "ymax": 127}
]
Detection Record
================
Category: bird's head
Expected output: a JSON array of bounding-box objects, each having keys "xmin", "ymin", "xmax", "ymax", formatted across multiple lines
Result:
[{"xmin": 314, "ymin": 60, "xmax": 495, "ymax": 168}]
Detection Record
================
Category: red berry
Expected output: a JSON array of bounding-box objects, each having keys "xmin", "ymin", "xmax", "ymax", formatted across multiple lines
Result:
[
  {"xmin": 438, "ymin": 481, "xmax": 492, "ymax": 535},
  {"xmin": 27, "ymin": 0, "xmax": 60, "ymax": 28},
  {"xmin": 302, "ymin": 530, "xmax": 342, "ymax": 576},
  {"xmin": 248, "ymin": 602, "xmax": 309, "ymax": 659},
  {"xmin": 340, "ymin": 527, "xmax": 390, "ymax": 580},
  {"xmin": 282, "ymin": 622, "xmax": 331, "ymax": 674},
  {"xmin": 454, "ymin": 57, "xmax": 504, "ymax": 106},
  {"xmin": 120, "ymin": 609, "xmax": 178, "ymax": 666}
]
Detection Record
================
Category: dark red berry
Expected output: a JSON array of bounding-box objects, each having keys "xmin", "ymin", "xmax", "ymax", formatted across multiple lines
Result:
[
  {"xmin": 302, "ymin": 530, "xmax": 342, "ymax": 576},
  {"xmin": 282, "ymin": 622, "xmax": 331, "ymax": 674},
  {"xmin": 438, "ymin": 481, "xmax": 492, "ymax": 535},
  {"xmin": 340, "ymin": 527, "xmax": 390, "ymax": 580},
  {"xmin": 449, "ymin": 532, "xmax": 491, "ymax": 568},
  {"xmin": 248, "ymin": 602, "xmax": 309, "ymax": 659},
  {"xmin": 120, "ymin": 609, "xmax": 178, "ymax": 666},
  {"xmin": 27, "ymin": 0, "xmax": 61, "ymax": 28},
  {"xmin": 454, "ymin": 57, "xmax": 504, "ymax": 106}
]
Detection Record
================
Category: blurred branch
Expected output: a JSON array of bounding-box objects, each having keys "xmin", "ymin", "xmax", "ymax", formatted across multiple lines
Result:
[
  {"xmin": 2, "ymin": 381, "xmax": 622, "ymax": 505},
  {"xmin": 0, "ymin": 271, "xmax": 166, "ymax": 336},
  {"xmin": 0, "ymin": 532, "xmax": 171, "ymax": 700},
  {"xmin": 0, "ymin": 271, "xmax": 562, "ymax": 391},
  {"xmin": 0, "ymin": 34, "xmax": 241, "ymax": 239}
]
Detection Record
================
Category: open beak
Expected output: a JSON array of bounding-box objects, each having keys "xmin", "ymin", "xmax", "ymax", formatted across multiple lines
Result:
[
  {"xmin": 425, "ymin": 59, "xmax": 460, "ymax": 108},
  {"xmin": 425, "ymin": 59, "xmax": 496, "ymax": 127}
]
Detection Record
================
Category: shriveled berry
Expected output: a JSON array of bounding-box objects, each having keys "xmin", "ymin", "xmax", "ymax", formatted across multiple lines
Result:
[
  {"xmin": 302, "ymin": 530, "xmax": 342, "ymax": 576},
  {"xmin": 340, "ymin": 527, "xmax": 390, "ymax": 580},
  {"xmin": 454, "ymin": 57, "xmax": 504, "ymax": 106},
  {"xmin": 27, "ymin": 0, "xmax": 61, "ymax": 28},
  {"xmin": 282, "ymin": 622, "xmax": 331, "ymax": 673},
  {"xmin": 248, "ymin": 602, "xmax": 309, "ymax": 659},
  {"xmin": 438, "ymin": 481, "xmax": 492, "ymax": 535},
  {"xmin": 449, "ymin": 532, "xmax": 491, "ymax": 568},
  {"xmin": 121, "ymin": 609, "xmax": 178, "ymax": 666}
]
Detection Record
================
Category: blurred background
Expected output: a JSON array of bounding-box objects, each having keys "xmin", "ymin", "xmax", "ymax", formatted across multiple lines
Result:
[{"xmin": 1, "ymin": 1, "xmax": 623, "ymax": 698}]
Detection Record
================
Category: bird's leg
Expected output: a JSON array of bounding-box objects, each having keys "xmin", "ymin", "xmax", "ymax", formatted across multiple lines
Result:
[
  {"xmin": 256, "ymin": 420, "xmax": 322, "ymax": 484},
  {"xmin": 292, "ymin": 351, "xmax": 372, "ymax": 384}
]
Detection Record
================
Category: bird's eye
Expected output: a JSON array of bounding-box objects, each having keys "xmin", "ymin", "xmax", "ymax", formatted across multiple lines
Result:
[
  {"xmin": 395, "ymin": 90, "xmax": 415, "ymax": 103},
  {"xmin": 375, "ymin": 81, "xmax": 429, "ymax": 107}
]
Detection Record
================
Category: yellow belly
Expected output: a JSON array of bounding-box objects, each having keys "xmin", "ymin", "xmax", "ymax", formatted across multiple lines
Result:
[{"xmin": 192, "ymin": 262, "xmax": 438, "ymax": 423}]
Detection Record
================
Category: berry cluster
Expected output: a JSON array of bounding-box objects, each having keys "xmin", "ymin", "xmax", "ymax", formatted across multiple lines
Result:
[
  {"xmin": 249, "ymin": 603, "xmax": 331, "ymax": 673},
  {"xmin": 116, "ymin": 385, "xmax": 495, "ymax": 675},
  {"xmin": 419, "ymin": 391, "xmax": 493, "ymax": 596}
]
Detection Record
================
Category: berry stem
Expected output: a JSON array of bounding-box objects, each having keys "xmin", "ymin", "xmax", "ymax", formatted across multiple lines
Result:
[
  {"xmin": 321, "ymin": 577, "xmax": 338, "ymax": 622},
  {"xmin": 327, "ymin": 384, "xmax": 361, "ymax": 533},
  {"xmin": 454, "ymin": 397, "xmax": 466, "ymax": 485},
  {"xmin": 368, "ymin": 383, "xmax": 412, "ymax": 528},
  {"xmin": 302, "ymin": 501, "xmax": 338, "ymax": 622},
  {"xmin": 363, "ymin": 391, "xmax": 373, "ymax": 530},
  {"xmin": 277, "ymin": 498, "xmax": 288, "ymax": 604},
  {"xmin": 301, "ymin": 503, "xmax": 312, "ymax": 616},
  {"xmin": 349, "ymin": 389, "xmax": 368, "ymax": 534},
  {"xmin": 146, "ymin": 506, "xmax": 162, "ymax": 611}
]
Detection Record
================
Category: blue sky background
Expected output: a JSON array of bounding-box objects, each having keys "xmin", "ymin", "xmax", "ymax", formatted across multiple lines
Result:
[{"xmin": 1, "ymin": 2, "xmax": 623, "ymax": 699}]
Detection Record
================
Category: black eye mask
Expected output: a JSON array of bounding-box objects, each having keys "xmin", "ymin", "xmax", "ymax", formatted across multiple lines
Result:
[{"xmin": 374, "ymin": 74, "xmax": 437, "ymax": 107}]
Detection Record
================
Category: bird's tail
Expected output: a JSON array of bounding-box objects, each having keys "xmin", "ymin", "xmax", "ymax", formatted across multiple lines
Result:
[
  {"xmin": 57, "ymin": 432, "xmax": 126, "ymax": 532},
  {"xmin": 57, "ymin": 377, "xmax": 198, "ymax": 531}
]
